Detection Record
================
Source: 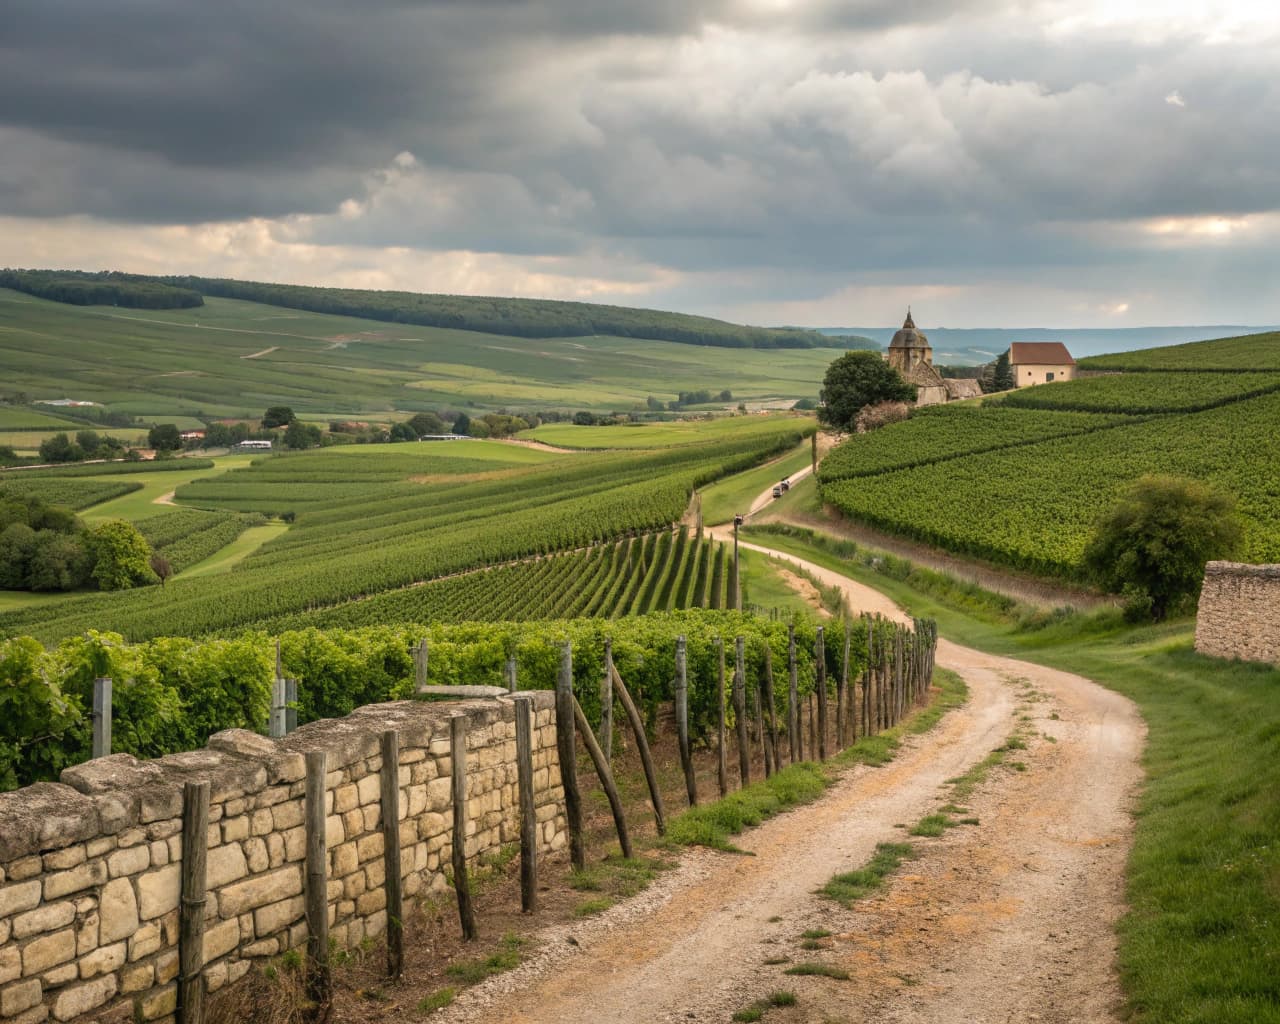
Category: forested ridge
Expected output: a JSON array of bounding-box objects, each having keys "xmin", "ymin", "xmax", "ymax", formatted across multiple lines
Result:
[{"xmin": 2, "ymin": 266, "xmax": 874, "ymax": 350}]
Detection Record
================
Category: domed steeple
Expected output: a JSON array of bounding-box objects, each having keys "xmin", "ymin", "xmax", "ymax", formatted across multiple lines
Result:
[{"xmin": 889, "ymin": 308, "xmax": 928, "ymax": 351}]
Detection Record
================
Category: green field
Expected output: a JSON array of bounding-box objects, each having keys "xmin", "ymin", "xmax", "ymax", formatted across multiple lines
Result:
[
  {"xmin": 526, "ymin": 414, "xmax": 815, "ymax": 450},
  {"xmin": 0, "ymin": 289, "xmax": 838, "ymax": 419},
  {"xmin": 1080, "ymin": 329, "xmax": 1280, "ymax": 372},
  {"xmin": 79, "ymin": 454, "xmax": 257, "ymax": 521},
  {"xmin": 699, "ymin": 443, "xmax": 813, "ymax": 525}
]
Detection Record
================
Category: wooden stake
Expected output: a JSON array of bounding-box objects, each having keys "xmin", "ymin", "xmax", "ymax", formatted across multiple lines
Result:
[
  {"xmin": 449, "ymin": 715, "xmax": 478, "ymax": 940},
  {"xmin": 675, "ymin": 636, "xmax": 697, "ymax": 806},
  {"xmin": 816, "ymin": 626, "xmax": 828, "ymax": 761},
  {"xmin": 715, "ymin": 638, "xmax": 728, "ymax": 798},
  {"xmin": 270, "ymin": 675, "xmax": 286, "ymax": 739},
  {"xmin": 573, "ymin": 696, "xmax": 633, "ymax": 858},
  {"xmin": 91, "ymin": 677, "xmax": 112, "ymax": 759},
  {"xmin": 555, "ymin": 643, "xmax": 585, "ymax": 870},
  {"xmin": 762, "ymin": 644, "xmax": 782, "ymax": 775},
  {"xmin": 787, "ymin": 625, "xmax": 800, "ymax": 763},
  {"xmin": 600, "ymin": 639, "xmax": 614, "ymax": 762},
  {"xmin": 514, "ymin": 695, "xmax": 538, "ymax": 912},
  {"xmin": 178, "ymin": 781, "xmax": 208, "ymax": 1024},
  {"xmin": 304, "ymin": 750, "xmax": 331, "ymax": 1007},
  {"xmin": 838, "ymin": 619, "xmax": 851, "ymax": 747},
  {"xmin": 733, "ymin": 636, "xmax": 750, "ymax": 786},
  {"xmin": 414, "ymin": 640, "xmax": 429, "ymax": 694},
  {"xmin": 379, "ymin": 731, "xmax": 403, "ymax": 978},
  {"xmin": 610, "ymin": 663, "xmax": 666, "ymax": 835}
]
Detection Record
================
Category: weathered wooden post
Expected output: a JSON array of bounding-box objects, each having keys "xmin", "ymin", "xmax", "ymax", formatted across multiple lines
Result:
[
  {"xmin": 555, "ymin": 643, "xmax": 585, "ymax": 870},
  {"xmin": 715, "ymin": 637, "xmax": 728, "ymax": 797},
  {"xmin": 178, "ymin": 781, "xmax": 208, "ymax": 1024},
  {"xmin": 675, "ymin": 636, "xmax": 698, "ymax": 807},
  {"xmin": 285, "ymin": 678, "xmax": 298, "ymax": 734},
  {"xmin": 573, "ymin": 696, "xmax": 632, "ymax": 857},
  {"xmin": 514, "ymin": 695, "xmax": 538, "ymax": 912},
  {"xmin": 762, "ymin": 644, "xmax": 782, "ymax": 775},
  {"xmin": 270, "ymin": 675, "xmax": 287, "ymax": 739},
  {"xmin": 600, "ymin": 639, "xmax": 614, "ymax": 761},
  {"xmin": 758, "ymin": 665, "xmax": 774, "ymax": 780},
  {"xmin": 840, "ymin": 620, "xmax": 852, "ymax": 746},
  {"xmin": 733, "ymin": 636, "xmax": 750, "ymax": 786},
  {"xmin": 610, "ymin": 662, "xmax": 666, "ymax": 835},
  {"xmin": 506, "ymin": 652, "xmax": 518, "ymax": 695},
  {"xmin": 91, "ymin": 677, "xmax": 112, "ymax": 759},
  {"xmin": 450, "ymin": 715, "xmax": 478, "ymax": 940},
  {"xmin": 304, "ymin": 750, "xmax": 331, "ymax": 1006},
  {"xmin": 787, "ymin": 625, "xmax": 800, "ymax": 763},
  {"xmin": 379, "ymin": 731, "xmax": 403, "ymax": 978},
  {"xmin": 816, "ymin": 625, "xmax": 828, "ymax": 761}
]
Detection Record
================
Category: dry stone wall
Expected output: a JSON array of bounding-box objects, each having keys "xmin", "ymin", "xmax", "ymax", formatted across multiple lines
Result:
[
  {"xmin": 1195, "ymin": 561, "xmax": 1280, "ymax": 665},
  {"xmin": 0, "ymin": 693, "xmax": 565, "ymax": 1024}
]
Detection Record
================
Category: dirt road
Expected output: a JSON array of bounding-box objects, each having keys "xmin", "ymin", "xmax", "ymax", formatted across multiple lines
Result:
[{"xmin": 438, "ymin": 540, "xmax": 1144, "ymax": 1024}]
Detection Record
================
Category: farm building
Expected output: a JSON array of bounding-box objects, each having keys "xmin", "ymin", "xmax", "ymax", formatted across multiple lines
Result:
[
  {"xmin": 235, "ymin": 439, "xmax": 273, "ymax": 450},
  {"xmin": 886, "ymin": 311, "xmax": 982, "ymax": 406},
  {"xmin": 1009, "ymin": 342, "xmax": 1076, "ymax": 386}
]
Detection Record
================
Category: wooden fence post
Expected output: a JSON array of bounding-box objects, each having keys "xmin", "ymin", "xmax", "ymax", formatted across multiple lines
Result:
[
  {"xmin": 675, "ymin": 636, "xmax": 698, "ymax": 807},
  {"xmin": 600, "ymin": 639, "xmax": 614, "ymax": 762},
  {"xmin": 787, "ymin": 626, "xmax": 800, "ymax": 763},
  {"xmin": 450, "ymin": 715, "xmax": 478, "ymax": 940},
  {"xmin": 380, "ymin": 731, "xmax": 403, "ymax": 978},
  {"xmin": 573, "ymin": 696, "xmax": 632, "ymax": 858},
  {"xmin": 514, "ymin": 695, "xmax": 538, "ymax": 912},
  {"xmin": 178, "ymin": 781, "xmax": 209, "ymax": 1024},
  {"xmin": 840, "ymin": 620, "xmax": 852, "ymax": 746},
  {"xmin": 505, "ymin": 652, "xmax": 518, "ymax": 695},
  {"xmin": 610, "ymin": 663, "xmax": 666, "ymax": 835},
  {"xmin": 758, "ymin": 663, "xmax": 774, "ymax": 780},
  {"xmin": 414, "ymin": 641, "xmax": 429, "ymax": 694},
  {"xmin": 816, "ymin": 626, "xmax": 828, "ymax": 761},
  {"xmin": 715, "ymin": 638, "xmax": 728, "ymax": 798},
  {"xmin": 304, "ymin": 750, "xmax": 331, "ymax": 1007},
  {"xmin": 555, "ymin": 643, "xmax": 585, "ymax": 870},
  {"xmin": 762, "ymin": 644, "xmax": 781, "ymax": 775},
  {"xmin": 91, "ymin": 677, "xmax": 112, "ymax": 759},
  {"xmin": 733, "ymin": 636, "xmax": 750, "ymax": 786},
  {"xmin": 270, "ymin": 675, "xmax": 287, "ymax": 739}
]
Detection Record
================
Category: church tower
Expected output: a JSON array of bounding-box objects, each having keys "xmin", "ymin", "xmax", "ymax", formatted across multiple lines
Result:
[{"xmin": 887, "ymin": 309, "xmax": 933, "ymax": 375}]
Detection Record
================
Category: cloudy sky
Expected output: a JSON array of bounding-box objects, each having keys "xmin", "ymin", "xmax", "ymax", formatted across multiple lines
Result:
[{"xmin": 2, "ymin": 0, "xmax": 1277, "ymax": 327}]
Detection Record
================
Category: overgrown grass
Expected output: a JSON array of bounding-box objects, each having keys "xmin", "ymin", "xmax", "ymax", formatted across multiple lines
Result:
[
  {"xmin": 820, "ymin": 842, "xmax": 916, "ymax": 907},
  {"xmin": 745, "ymin": 523, "xmax": 1280, "ymax": 1023},
  {"xmin": 732, "ymin": 990, "xmax": 799, "ymax": 1021},
  {"xmin": 443, "ymin": 934, "xmax": 523, "ymax": 985},
  {"xmin": 830, "ymin": 666, "xmax": 967, "ymax": 769},
  {"xmin": 416, "ymin": 988, "xmax": 455, "ymax": 1013},
  {"xmin": 784, "ymin": 962, "xmax": 850, "ymax": 980},
  {"xmin": 666, "ymin": 763, "xmax": 830, "ymax": 851}
]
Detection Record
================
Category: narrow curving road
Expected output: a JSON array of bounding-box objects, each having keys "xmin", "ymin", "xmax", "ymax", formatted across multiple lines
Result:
[{"xmin": 440, "ymin": 536, "xmax": 1145, "ymax": 1024}]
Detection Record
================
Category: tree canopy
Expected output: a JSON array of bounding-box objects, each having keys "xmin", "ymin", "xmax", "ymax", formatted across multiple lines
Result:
[
  {"xmin": 817, "ymin": 351, "xmax": 916, "ymax": 431},
  {"xmin": 1083, "ymin": 474, "xmax": 1243, "ymax": 621}
]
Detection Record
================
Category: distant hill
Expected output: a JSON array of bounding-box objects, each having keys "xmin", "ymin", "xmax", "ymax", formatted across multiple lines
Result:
[
  {"xmin": 2, "ymin": 267, "xmax": 874, "ymax": 351},
  {"xmin": 818, "ymin": 325, "xmax": 1280, "ymax": 366}
]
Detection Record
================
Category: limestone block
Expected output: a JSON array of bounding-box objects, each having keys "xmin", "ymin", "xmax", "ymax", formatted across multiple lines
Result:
[
  {"xmin": 271, "ymin": 753, "xmax": 306, "ymax": 785},
  {"xmin": 137, "ymin": 863, "xmax": 181, "ymax": 920},
  {"xmin": 342, "ymin": 873, "xmax": 366, "ymax": 900},
  {"xmin": 364, "ymin": 860, "xmax": 385, "ymax": 891},
  {"xmin": 75, "ymin": 908, "xmax": 99, "ymax": 955},
  {"xmin": 41, "ymin": 963, "xmax": 76, "ymax": 987},
  {"xmin": 22, "ymin": 928, "xmax": 75, "ymax": 975},
  {"xmin": 266, "ymin": 833, "xmax": 286, "ymax": 869},
  {"xmin": 43, "ymin": 860, "xmax": 107, "ymax": 901},
  {"xmin": 406, "ymin": 785, "xmax": 427, "ymax": 817},
  {"xmin": 253, "ymin": 896, "xmax": 304, "ymax": 938},
  {"xmin": 283, "ymin": 827, "xmax": 306, "ymax": 863},
  {"xmin": 255, "ymin": 786, "xmax": 289, "ymax": 809},
  {"xmin": 1, "ymin": 979, "xmax": 42, "ymax": 1017},
  {"xmin": 361, "ymin": 806, "xmax": 380, "ymax": 833},
  {"xmin": 217, "ymin": 866, "xmax": 302, "ymax": 919},
  {"xmin": 138, "ymin": 983, "xmax": 176, "ymax": 1021},
  {"xmin": 331, "ymin": 843, "xmax": 358, "ymax": 879},
  {"xmin": 0, "ymin": 948, "xmax": 19, "ymax": 986},
  {"xmin": 7, "ymin": 858, "xmax": 42, "ymax": 883},
  {"xmin": 167, "ymin": 836, "xmax": 182, "ymax": 862},
  {"xmin": 78, "ymin": 941, "xmax": 126, "ymax": 980},
  {"xmin": 107, "ymin": 845, "xmax": 150, "ymax": 879},
  {"xmin": 244, "ymin": 838, "xmax": 269, "ymax": 875},
  {"xmin": 356, "ymin": 833, "xmax": 383, "ymax": 864},
  {"xmin": 52, "ymin": 974, "xmax": 117, "ymax": 1022},
  {"xmin": 271, "ymin": 801, "xmax": 303, "ymax": 831},
  {"xmin": 221, "ymin": 816, "xmax": 249, "ymax": 843},
  {"xmin": 201, "ymin": 961, "xmax": 227, "ymax": 994},
  {"xmin": 155, "ymin": 950, "xmax": 178, "ymax": 985},
  {"xmin": 206, "ymin": 844, "xmax": 248, "ymax": 890},
  {"xmin": 250, "ymin": 810, "xmax": 273, "ymax": 837},
  {"xmin": 0, "ymin": 882, "xmax": 42, "ymax": 918},
  {"xmin": 341, "ymin": 810, "xmax": 363, "ymax": 838},
  {"xmin": 417, "ymin": 812, "xmax": 447, "ymax": 841},
  {"xmin": 426, "ymin": 777, "xmax": 451, "ymax": 811},
  {"xmin": 127, "ymin": 921, "xmax": 161, "ymax": 962},
  {"xmin": 120, "ymin": 963, "xmax": 152, "ymax": 994},
  {"xmin": 325, "ymin": 816, "xmax": 345, "ymax": 848},
  {"xmin": 98, "ymin": 878, "xmax": 140, "ymax": 947},
  {"xmin": 365, "ymin": 909, "xmax": 387, "ymax": 938},
  {"xmin": 243, "ymin": 938, "xmax": 278, "ymax": 958},
  {"xmin": 333, "ymin": 785, "xmax": 358, "ymax": 814},
  {"xmin": 42, "ymin": 846, "xmax": 86, "ymax": 872},
  {"xmin": 356, "ymin": 775, "xmax": 380, "ymax": 807},
  {"xmin": 149, "ymin": 842, "xmax": 169, "ymax": 868},
  {"xmin": 202, "ymin": 917, "xmax": 240, "ymax": 962}
]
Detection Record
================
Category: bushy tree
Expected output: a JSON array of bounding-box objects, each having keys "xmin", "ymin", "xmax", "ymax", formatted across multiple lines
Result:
[
  {"xmin": 406, "ymin": 411, "xmax": 446, "ymax": 436},
  {"xmin": 284, "ymin": 420, "xmax": 323, "ymax": 449},
  {"xmin": 817, "ymin": 351, "xmax": 915, "ymax": 431},
  {"xmin": 87, "ymin": 520, "xmax": 155, "ymax": 591},
  {"xmin": 147, "ymin": 423, "xmax": 182, "ymax": 451},
  {"xmin": 39, "ymin": 433, "xmax": 82, "ymax": 463},
  {"xmin": 992, "ymin": 351, "xmax": 1015, "ymax": 391},
  {"xmin": 262, "ymin": 406, "xmax": 296, "ymax": 429},
  {"xmin": 452, "ymin": 412, "xmax": 472, "ymax": 436},
  {"xmin": 1083, "ymin": 475, "xmax": 1243, "ymax": 621},
  {"xmin": 388, "ymin": 422, "xmax": 417, "ymax": 443}
]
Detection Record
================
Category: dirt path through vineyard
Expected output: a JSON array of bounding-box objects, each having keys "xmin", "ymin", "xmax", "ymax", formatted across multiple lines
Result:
[{"xmin": 437, "ymin": 539, "xmax": 1143, "ymax": 1024}]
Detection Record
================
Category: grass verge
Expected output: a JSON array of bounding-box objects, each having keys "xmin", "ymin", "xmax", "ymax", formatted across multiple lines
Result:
[{"xmin": 820, "ymin": 842, "xmax": 916, "ymax": 906}]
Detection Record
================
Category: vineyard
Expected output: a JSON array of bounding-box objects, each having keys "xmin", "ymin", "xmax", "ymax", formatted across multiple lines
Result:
[
  {"xmin": 1079, "ymin": 328, "xmax": 1280, "ymax": 372},
  {"xmin": 0, "ymin": 425, "xmax": 805, "ymax": 642},
  {"xmin": 136, "ymin": 508, "xmax": 266, "ymax": 574},
  {"xmin": 0, "ymin": 610, "xmax": 900, "ymax": 790},
  {"xmin": 995, "ymin": 370, "xmax": 1280, "ymax": 414}
]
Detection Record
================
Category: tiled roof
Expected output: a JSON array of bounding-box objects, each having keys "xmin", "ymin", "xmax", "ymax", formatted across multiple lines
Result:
[{"xmin": 1009, "ymin": 342, "xmax": 1075, "ymax": 365}]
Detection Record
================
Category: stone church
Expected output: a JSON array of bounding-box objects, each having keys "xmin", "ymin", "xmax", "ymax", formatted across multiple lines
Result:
[{"xmin": 886, "ymin": 311, "xmax": 981, "ymax": 406}]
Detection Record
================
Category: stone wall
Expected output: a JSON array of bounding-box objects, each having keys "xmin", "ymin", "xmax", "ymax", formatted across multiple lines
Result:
[
  {"xmin": 0, "ymin": 693, "xmax": 565, "ymax": 1024},
  {"xmin": 1194, "ymin": 561, "xmax": 1280, "ymax": 665}
]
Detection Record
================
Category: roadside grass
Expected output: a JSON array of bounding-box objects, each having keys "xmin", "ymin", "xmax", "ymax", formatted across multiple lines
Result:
[
  {"xmin": 699, "ymin": 442, "xmax": 813, "ymax": 525},
  {"xmin": 746, "ymin": 523, "xmax": 1280, "ymax": 1024},
  {"xmin": 820, "ymin": 843, "xmax": 916, "ymax": 907},
  {"xmin": 830, "ymin": 666, "xmax": 967, "ymax": 769},
  {"xmin": 443, "ymin": 934, "xmax": 524, "ymax": 985},
  {"xmin": 732, "ymin": 991, "xmax": 798, "ymax": 1021},
  {"xmin": 784, "ymin": 962, "xmax": 850, "ymax": 980},
  {"xmin": 416, "ymin": 987, "xmax": 455, "ymax": 1013},
  {"xmin": 665, "ymin": 763, "xmax": 830, "ymax": 852}
]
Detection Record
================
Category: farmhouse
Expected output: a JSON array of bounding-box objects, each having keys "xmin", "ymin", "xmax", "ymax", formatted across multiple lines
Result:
[
  {"xmin": 885, "ymin": 311, "xmax": 982, "ymax": 407},
  {"xmin": 1009, "ymin": 342, "xmax": 1076, "ymax": 386}
]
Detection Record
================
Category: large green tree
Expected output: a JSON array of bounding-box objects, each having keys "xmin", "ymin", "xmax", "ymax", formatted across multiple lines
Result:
[
  {"xmin": 992, "ymin": 351, "xmax": 1016, "ymax": 391},
  {"xmin": 1083, "ymin": 475, "xmax": 1243, "ymax": 621},
  {"xmin": 147, "ymin": 423, "xmax": 182, "ymax": 451},
  {"xmin": 817, "ymin": 351, "xmax": 915, "ymax": 431},
  {"xmin": 262, "ymin": 406, "xmax": 296, "ymax": 429},
  {"xmin": 87, "ymin": 520, "xmax": 155, "ymax": 591}
]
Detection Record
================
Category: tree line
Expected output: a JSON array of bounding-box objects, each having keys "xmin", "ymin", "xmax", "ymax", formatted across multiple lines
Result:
[{"xmin": 0, "ymin": 269, "xmax": 203, "ymax": 310}]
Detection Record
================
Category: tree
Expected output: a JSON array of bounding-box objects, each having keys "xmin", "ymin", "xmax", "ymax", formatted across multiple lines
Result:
[
  {"xmin": 388, "ymin": 422, "xmax": 417, "ymax": 443},
  {"xmin": 149, "ymin": 553, "xmax": 173, "ymax": 588},
  {"xmin": 1083, "ymin": 475, "xmax": 1243, "ymax": 621},
  {"xmin": 147, "ymin": 423, "xmax": 182, "ymax": 451},
  {"xmin": 407, "ymin": 411, "xmax": 446, "ymax": 436},
  {"xmin": 263, "ymin": 406, "xmax": 296, "ymax": 429},
  {"xmin": 452, "ymin": 412, "xmax": 472, "ymax": 436},
  {"xmin": 39, "ymin": 433, "xmax": 82, "ymax": 463},
  {"xmin": 86, "ymin": 520, "xmax": 155, "ymax": 591},
  {"xmin": 75, "ymin": 430, "xmax": 102, "ymax": 456},
  {"xmin": 0, "ymin": 524, "xmax": 37, "ymax": 589},
  {"xmin": 817, "ymin": 351, "xmax": 915, "ymax": 432},
  {"xmin": 572, "ymin": 411, "xmax": 595, "ymax": 426},
  {"xmin": 29, "ymin": 534, "xmax": 91, "ymax": 592},
  {"xmin": 992, "ymin": 351, "xmax": 1015, "ymax": 391},
  {"xmin": 283, "ymin": 420, "xmax": 322, "ymax": 449}
]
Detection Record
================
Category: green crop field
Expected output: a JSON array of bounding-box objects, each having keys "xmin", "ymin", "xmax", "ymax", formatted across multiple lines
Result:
[
  {"xmin": 525, "ymin": 414, "xmax": 816, "ymax": 450},
  {"xmin": 820, "ymin": 336, "xmax": 1280, "ymax": 581},
  {"xmin": 0, "ymin": 407, "xmax": 84, "ymax": 430},
  {"xmin": 0, "ymin": 288, "xmax": 838, "ymax": 420},
  {"xmin": 1080, "ymin": 329, "xmax": 1280, "ymax": 372}
]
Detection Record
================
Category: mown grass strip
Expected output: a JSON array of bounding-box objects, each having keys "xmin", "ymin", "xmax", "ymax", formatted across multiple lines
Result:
[{"xmin": 666, "ymin": 763, "xmax": 830, "ymax": 852}]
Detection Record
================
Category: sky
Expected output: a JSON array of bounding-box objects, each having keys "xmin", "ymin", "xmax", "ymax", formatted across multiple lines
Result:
[{"xmin": 1, "ymin": 0, "xmax": 1278, "ymax": 328}]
